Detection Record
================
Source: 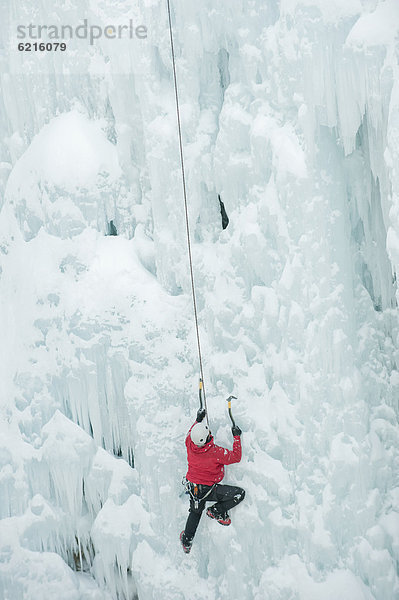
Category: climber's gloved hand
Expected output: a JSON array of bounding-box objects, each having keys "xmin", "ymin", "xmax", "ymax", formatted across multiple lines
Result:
[
  {"xmin": 232, "ymin": 425, "xmax": 242, "ymax": 437},
  {"xmin": 196, "ymin": 408, "xmax": 206, "ymax": 423}
]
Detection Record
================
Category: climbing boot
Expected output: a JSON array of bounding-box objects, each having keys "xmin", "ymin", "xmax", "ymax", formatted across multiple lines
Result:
[
  {"xmin": 180, "ymin": 531, "xmax": 192, "ymax": 554},
  {"xmin": 206, "ymin": 506, "xmax": 231, "ymax": 526}
]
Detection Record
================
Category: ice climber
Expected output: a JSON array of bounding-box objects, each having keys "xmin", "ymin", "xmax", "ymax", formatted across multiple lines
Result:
[{"xmin": 180, "ymin": 408, "xmax": 245, "ymax": 553}]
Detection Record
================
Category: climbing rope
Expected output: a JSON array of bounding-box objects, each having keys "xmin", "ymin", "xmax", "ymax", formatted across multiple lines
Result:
[{"xmin": 166, "ymin": 0, "xmax": 208, "ymax": 418}]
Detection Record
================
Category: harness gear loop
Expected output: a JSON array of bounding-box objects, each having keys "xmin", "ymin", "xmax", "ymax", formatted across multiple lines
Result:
[{"xmin": 166, "ymin": 0, "xmax": 209, "ymax": 420}]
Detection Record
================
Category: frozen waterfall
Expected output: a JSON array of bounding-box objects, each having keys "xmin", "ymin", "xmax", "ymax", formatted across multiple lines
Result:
[{"xmin": 0, "ymin": 0, "xmax": 399, "ymax": 599}]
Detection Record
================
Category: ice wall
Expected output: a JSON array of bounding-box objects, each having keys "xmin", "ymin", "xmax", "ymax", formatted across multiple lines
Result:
[{"xmin": 1, "ymin": 0, "xmax": 399, "ymax": 599}]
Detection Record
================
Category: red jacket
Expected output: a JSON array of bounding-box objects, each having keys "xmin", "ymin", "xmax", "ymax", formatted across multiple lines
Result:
[{"xmin": 185, "ymin": 421, "xmax": 242, "ymax": 485}]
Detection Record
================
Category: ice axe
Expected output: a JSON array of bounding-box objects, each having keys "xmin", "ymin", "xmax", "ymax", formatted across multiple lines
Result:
[
  {"xmin": 199, "ymin": 378, "xmax": 210, "ymax": 426},
  {"xmin": 199, "ymin": 378, "xmax": 204, "ymax": 410},
  {"xmin": 226, "ymin": 395, "xmax": 237, "ymax": 427}
]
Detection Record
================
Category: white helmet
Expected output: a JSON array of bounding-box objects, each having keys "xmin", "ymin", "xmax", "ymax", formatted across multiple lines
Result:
[{"xmin": 190, "ymin": 422, "xmax": 210, "ymax": 447}]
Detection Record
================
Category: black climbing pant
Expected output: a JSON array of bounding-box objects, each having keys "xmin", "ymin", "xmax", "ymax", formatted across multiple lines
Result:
[{"xmin": 184, "ymin": 483, "xmax": 245, "ymax": 542}]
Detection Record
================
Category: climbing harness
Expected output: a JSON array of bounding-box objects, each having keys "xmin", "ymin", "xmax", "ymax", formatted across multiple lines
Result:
[
  {"xmin": 166, "ymin": 0, "xmax": 209, "ymax": 419},
  {"xmin": 181, "ymin": 477, "xmax": 216, "ymax": 510}
]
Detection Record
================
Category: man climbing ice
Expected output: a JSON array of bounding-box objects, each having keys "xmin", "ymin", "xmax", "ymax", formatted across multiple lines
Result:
[{"xmin": 180, "ymin": 408, "xmax": 245, "ymax": 553}]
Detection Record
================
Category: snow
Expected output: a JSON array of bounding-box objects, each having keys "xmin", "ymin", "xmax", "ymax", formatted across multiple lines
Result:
[
  {"xmin": 1, "ymin": 0, "xmax": 399, "ymax": 598},
  {"xmin": 3, "ymin": 111, "xmax": 122, "ymax": 240},
  {"xmin": 346, "ymin": 0, "xmax": 399, "ymax": 49},
  {"xmin": 258, "ymin": 554, "xmax": 376, "ymax": 600}
]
